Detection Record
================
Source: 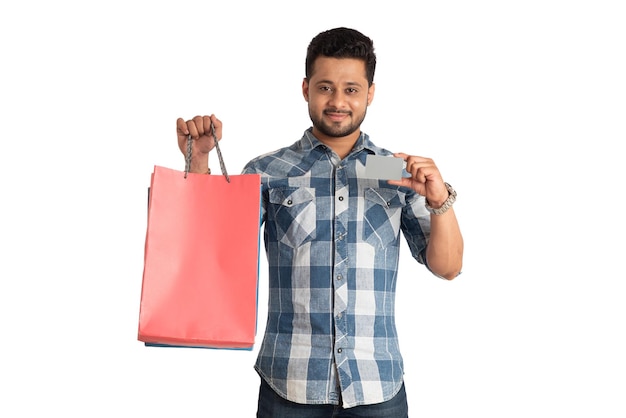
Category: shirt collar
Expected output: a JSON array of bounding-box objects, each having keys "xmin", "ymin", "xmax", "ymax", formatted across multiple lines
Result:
[{"xmin": 300, "ymin": 128, "xmax": 381, "ymax": 156}]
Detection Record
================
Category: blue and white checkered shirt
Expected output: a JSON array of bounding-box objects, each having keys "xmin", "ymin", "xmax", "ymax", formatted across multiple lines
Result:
[{"xmin": 242, "ymin": 128, "xmax": 433, "ymax": 408}]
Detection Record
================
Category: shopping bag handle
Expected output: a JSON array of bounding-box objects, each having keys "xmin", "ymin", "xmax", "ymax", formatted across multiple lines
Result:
[{"xmin": 184, "ymin": 122, "xmax": 231, "ymax": 183}]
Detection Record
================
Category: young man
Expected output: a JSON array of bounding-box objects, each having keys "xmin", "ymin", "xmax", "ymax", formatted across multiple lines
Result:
[{"xmin": 177, "ymin": 27, "xmax": 463, "ymax": 418}]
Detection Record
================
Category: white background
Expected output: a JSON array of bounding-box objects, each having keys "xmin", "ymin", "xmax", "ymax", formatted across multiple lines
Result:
[{"xmin": 1, "ymin": 1, "xmax": 625, "ymax": 416}]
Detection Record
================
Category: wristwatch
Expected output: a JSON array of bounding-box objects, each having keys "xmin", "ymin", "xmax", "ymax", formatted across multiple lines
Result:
[{"xmin": 425, "ymin": 182, "xmax": 457, "ymax": 215}]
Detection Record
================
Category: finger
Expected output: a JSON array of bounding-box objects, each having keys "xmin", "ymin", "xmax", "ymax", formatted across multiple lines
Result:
[
  {"xmin": 405, "ymin": 161, "xmax": 427, "ymax": 183},
  {"xmin": 387, "ymin": 178, "xmax": 403, "ymax": 187},
  {"xmin": 397, "ymin": 153, "xmax": 426, "ymax": 175},
  {"xmin": 193, "ymin": 115, "xmax": 212, "ymax": 137},
  {"xmin": 186, "ymin": 119, "xmax": 200, "ymax": 139},
  {"xmin": 201, "ymin": 116, "xmax": 213, "ymax": 139},
  {"xmin": 176, "ymin": 118, "xmax": 190, "ymax": 152},
  {"xmin": 406, "ymin": 158, "xmax": 421, "ymax": 177},
  {"xmin": 176, "ymin": 117, "xmax": 189, "ymax": 136},
  {"xmin": 405, "ymin": 158, "xmax": 415, "ymax": 174},
  {"xmin": 416, "ymin": 168, "xmax": 428, "ymax": 184},
  {"xmin": 387, "ymin": 177, "xmax": 413, "ymax": 189}
]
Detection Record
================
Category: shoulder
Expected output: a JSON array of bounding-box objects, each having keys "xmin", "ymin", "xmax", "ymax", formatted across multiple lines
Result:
[
  {"xmin": 242, "ymin": 143, "xmax": 302, "ymax": 175},
  {"xmin": 243, "ymin": 131, "xmax": 321, "ymax": 176}
]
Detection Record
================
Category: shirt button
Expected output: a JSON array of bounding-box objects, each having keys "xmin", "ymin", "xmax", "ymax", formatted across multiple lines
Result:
[
  {"xmin": 337, "ymin": 275, "xmax": 343, "ymax": 281},
  {"xmin": 287, "ymin": 199, "xmax": 293, "ymax": 205},
  {"xmin": 338, "ymin": 196, "xmax": 344, "ymax": 201},
  {"xmin": 337, "ymin": 348, "xmax": 343, "ymax": 353}
]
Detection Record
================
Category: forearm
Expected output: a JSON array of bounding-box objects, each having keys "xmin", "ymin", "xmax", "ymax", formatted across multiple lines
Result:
[
  {"xmin": 425, "ymin": 208, "xmax": 464, "ymax": 280},
  {"xmin": 187, "ymin": 155, "xmax": 210, "ymax": 174}
]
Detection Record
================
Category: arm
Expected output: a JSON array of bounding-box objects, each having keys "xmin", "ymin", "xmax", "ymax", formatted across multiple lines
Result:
[
  {"xmin": 388, "ymin": 152, "xmax": 463, "ymax": 280},
  {"xmin": 425, "ymin": 205, "xmax": 463, "ymax": 280}
]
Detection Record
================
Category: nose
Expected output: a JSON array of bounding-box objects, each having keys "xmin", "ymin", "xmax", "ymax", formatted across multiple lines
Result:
[{"xmin": 328, "ymin": 90, "xmax": 347, "ymax": 109}]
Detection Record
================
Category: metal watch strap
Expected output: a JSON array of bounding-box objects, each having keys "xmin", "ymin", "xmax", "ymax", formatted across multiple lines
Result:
[{"xmin": 425, "ymin": 182, "xmax": 456, "ymax": 215}]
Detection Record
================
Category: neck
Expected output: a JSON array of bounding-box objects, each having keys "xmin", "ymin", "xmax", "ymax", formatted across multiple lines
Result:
[{"xmin": 313, "ymin": 129, "xmax": 361, "ymax": 160}]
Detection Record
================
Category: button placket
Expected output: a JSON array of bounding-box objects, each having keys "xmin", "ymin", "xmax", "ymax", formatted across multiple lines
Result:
[{"xmin": 333, "ymin": 178, "xmax": 349, "ymax": 349}]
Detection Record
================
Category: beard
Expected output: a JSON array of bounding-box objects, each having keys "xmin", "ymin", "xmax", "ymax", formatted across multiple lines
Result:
[{"xmin": 309, "ymin": 107, "xmax": 367, "ymax": 138}]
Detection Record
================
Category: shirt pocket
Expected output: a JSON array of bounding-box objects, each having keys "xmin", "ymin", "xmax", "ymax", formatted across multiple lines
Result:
[
  {"xmin": 363, "ymin": 188, "xmax": 405, "ymax": 248},
  {"xmin": 268, "ymin": 187, "xmax": 317, "ymax": 248}
]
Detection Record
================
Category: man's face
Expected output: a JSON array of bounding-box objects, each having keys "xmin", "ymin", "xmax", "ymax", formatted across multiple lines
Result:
[{"xmin": 303, "ymin": 57, "xmax": 375, "ymax": 140}]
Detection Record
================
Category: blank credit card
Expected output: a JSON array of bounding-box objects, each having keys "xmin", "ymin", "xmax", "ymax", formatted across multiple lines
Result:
[{"xmin": 364, "ymin": 155, "xmax": 404, "ymax": 180}]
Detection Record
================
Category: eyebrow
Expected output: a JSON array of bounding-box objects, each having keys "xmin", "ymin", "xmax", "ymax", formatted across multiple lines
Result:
[{"xmin": 315, "ymin": 79, "xmax": 365, "ymax": 88}]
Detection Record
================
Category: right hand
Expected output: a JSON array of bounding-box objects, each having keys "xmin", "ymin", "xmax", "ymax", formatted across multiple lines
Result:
[{"xmin": 176, "ymin": 114, "xmax": 223, "ymax": 173}]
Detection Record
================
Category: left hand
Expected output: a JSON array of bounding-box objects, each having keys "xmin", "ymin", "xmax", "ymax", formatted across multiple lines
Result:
[{"xmin": 387, "ymin": 152, "xmax": 450, "ymax": 207}]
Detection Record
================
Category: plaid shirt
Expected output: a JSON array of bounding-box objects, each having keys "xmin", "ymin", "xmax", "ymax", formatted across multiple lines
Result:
[{"xmin": 242, "ymin": 128, "xmax": 433, "ymax": 408}]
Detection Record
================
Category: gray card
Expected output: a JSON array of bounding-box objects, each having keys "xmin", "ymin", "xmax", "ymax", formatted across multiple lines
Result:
[{"xmin": 364, "ymin": 155, "xmax": 404, "ymax": 180}]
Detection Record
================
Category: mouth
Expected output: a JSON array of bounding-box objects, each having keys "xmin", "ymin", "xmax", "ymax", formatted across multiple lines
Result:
[{"xmin": 324, "ymin": 109, "xmax": 351, "ymax": 122}]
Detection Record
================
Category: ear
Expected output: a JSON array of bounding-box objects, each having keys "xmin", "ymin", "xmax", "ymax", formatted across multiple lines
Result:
[
  {"xmin": 302, "ymin": 78, "xmax": 310, "ymax": 102},
  {"xmin": 367, "ymin": 82, "xmax": 375, "ymax": 106}
]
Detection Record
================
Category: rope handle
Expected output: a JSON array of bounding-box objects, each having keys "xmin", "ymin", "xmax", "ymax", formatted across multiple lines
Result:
[{"xmin": 184, "ymin": 122, "xmax": 230, "ymax": 182}]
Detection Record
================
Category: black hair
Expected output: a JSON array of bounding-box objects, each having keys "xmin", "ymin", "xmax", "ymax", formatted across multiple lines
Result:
[{"xmin": 305, "ymin": 27, "xmax": 376, "ymax": 86}]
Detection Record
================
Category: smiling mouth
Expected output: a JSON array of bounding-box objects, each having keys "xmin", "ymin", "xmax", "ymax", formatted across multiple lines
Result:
[{"xmin": 324, "ymin": 109, "xmax": 351, "ymax": 121}]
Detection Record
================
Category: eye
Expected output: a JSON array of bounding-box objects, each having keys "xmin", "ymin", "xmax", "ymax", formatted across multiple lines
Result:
[
  {"xmin": 346, "ymin": 87, "xmax": 359, "ymax": 94},
  {"xmin": 319, "ymin": 86, "xmax": 333, "ymax": 94}
]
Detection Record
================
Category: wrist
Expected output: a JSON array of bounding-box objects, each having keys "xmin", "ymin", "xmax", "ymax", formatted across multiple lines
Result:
[
  {"xmin": 189, "ymin": 157, "xmax": 210, "ymax": 174},
  {"xmin": 426, "ymin": 194, "xmax": 447, "ymax": 209},
  {"xmin": 425, "ymin": 182, "xmax": 456, "ymax": 215}
]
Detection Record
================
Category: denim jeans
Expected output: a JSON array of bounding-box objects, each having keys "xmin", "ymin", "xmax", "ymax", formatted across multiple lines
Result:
[{"xmin": 256, "ymin": 378, "xmax": 409, "ymax": 418}]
